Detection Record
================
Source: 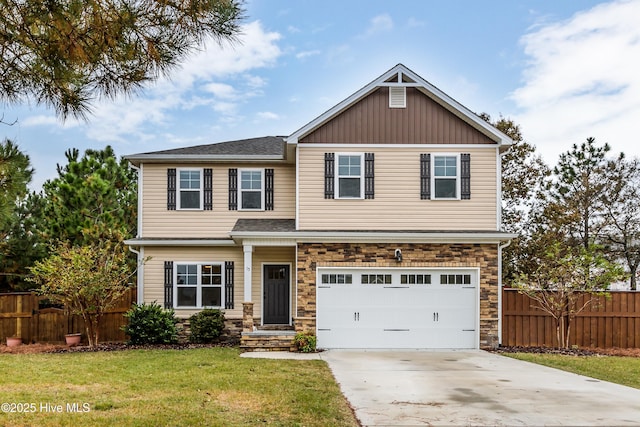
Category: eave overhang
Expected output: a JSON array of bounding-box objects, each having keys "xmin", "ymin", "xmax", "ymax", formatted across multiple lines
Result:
[{"xmin": 124, "ymin": 238, "xmax": 236, "ymax": 247}]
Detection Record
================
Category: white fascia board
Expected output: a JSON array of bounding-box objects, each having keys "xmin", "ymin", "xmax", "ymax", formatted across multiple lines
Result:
[
  {"xmin": 123, "ymin": 239, "xmax": 236, "ymax": 247},
  {"xmin": 230, "ymin": 231, "xmax": 518, "ymax": 244},
  {"xmin": 125, "ymin": 154, "xmax": 284, "ymax": 164}
]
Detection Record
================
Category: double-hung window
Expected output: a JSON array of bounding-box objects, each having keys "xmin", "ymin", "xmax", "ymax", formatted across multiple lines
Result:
[
  {"xmin": 337, "ymin": 154, "xmax": 363, "ymax": 198},
  {"xmin": 175, "ymin": 263, "xmax": 223, "ymax": 308},
  {"xmin": 178, "ymin": 169, "xmax": 202, "ymax": 209},
  {"xmin": 433, "ymin": 155, "xmax": 459, "ymax": 199},
  {"xmin": 240, "ymin": 169, "xmax": 264, "ymax": 210}
]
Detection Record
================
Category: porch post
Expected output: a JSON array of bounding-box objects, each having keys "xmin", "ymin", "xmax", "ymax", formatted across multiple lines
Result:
[{"xmin": 243, "ymin": 244, "xmax": 253, "ymax": 302}]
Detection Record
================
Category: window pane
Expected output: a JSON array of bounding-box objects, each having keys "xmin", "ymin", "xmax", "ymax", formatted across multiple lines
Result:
[
  {"xmin": 202, "ymin": 287, "xmax": 222, "ymax": 307},
  {"xmin": 242, "ymin": 191, "xmax": 262, "ymax": 209},
  {"xmin": 338, "ymin": 156, "xmax": 361, "ymax": 176},
  {"xmin": 435, "ymin": 178, "xmax": 456, "ymax": 198},
  {"xmin": 339, "ymin": 178, "xmax": 361, "ymax": 198},
  {"xmin": 177, "ymin": 287, "xmax": 196, "ymax": 306},
  {"xmin": 180, "ymin": 170, "xmax": 200, "ymax": 189},
  {"xmin": 434, "ymin": 156, "xmax": 457, "ymax": 177},
  {"xmin": 180, "ymin": 191, "xmax": 200, "ymax": 209},
  {"xmin": 241, "ymin": 171, "xmax": 262, "ymax": 189}
]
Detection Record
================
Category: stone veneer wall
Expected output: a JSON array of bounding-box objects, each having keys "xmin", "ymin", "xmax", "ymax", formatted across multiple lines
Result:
[{"xmin": 295, "ymin": 243, "xmax": 500, "ymax": 348}]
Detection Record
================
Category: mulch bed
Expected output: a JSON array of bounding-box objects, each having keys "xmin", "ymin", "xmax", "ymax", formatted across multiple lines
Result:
[
  {"xmin": 0, "ymin": 342, "xmax": 235, "ymax": 354},
  {"xmin": 493, "ymin": 345, "xmax": 640, "ymax": 358},
  {"xmin": 3, "ymin": 343, "xmax": 640, "ymax": 357}
]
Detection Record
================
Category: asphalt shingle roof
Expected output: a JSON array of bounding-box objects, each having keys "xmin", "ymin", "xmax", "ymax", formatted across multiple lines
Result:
[{"xmin": 126, "ymin": 136, "xmax": 286, "ymax": 159}]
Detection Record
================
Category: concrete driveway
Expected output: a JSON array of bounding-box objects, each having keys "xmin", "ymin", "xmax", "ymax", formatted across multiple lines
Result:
[{"xmin": 320, "ymin": 350, "xmax": 640, "ymax": 426}]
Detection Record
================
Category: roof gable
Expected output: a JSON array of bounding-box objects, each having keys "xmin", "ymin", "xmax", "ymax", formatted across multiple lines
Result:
[{"xmin": 287, "ymin": 64, "xmax": 513, "ymax": 146}]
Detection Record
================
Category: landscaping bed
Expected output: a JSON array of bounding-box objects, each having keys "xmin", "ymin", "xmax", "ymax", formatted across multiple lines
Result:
[
  {"xmin": 494, "ymin": 345, "xmax": 640, "ymax": 357},
  {"xmin": 0, "ymin": 342, "xmax": 232, "ymax": 354}
]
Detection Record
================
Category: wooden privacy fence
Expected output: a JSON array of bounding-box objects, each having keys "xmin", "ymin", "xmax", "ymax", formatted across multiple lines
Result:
[
  {"xmin": 502, "ymin": 288, "xmax": 640, "ymax": 348},
  {"xmin": 0, "ymin": 289, "xmax": 136, "ymax": 344}
]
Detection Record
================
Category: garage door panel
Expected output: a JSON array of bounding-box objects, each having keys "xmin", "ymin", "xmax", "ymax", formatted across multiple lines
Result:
[{"xmin": 316, "ymin": 268, "xmax": 478, "ymax": 349}]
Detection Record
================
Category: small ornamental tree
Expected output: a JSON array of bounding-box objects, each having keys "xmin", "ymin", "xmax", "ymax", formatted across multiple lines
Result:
[
  {"xmin": 28, "ymin": 239, "xmax": 137, "ymax": 347},
  {"xmin": 514, "ymin": 242, "xmax": 626, "ymax": 348}
]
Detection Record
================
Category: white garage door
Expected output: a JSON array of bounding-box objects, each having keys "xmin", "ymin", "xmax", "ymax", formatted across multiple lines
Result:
[{"xmin": 316, "ymin": 268, "xmax": 478, "ymax": 349}]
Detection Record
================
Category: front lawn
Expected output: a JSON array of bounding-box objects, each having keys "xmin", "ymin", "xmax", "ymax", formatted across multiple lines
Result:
[
  {"xmin": 0, "ymin": 347, "xmax": 358, "ymax": 426},
  {"xmin": 504, "ymin": 352, "xmax": 640, "ymax": 389}
]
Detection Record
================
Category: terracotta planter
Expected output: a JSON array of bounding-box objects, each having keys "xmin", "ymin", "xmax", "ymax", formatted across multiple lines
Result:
[
  {"xmin": 65, "ymin": 333, "xmax": 82, "ymax": 347},
  {"xmin": 6, "ymin": 337, "xmax": 22, "ymax": 347}
]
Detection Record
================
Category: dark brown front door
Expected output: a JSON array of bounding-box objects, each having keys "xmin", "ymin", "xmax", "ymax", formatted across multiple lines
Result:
[{"xmin": 263, "ymin": 265, "xmax": 290, "ymax": 324}]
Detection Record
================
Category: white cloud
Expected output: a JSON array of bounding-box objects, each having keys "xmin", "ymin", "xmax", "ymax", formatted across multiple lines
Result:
[
  {"xmin": 73, "ymin": 20, "xmax": 283, "ymax": 144},
  {"xmin": 203, "ymin": 82, "xmax": 236, "ymax": 99},
  {"xmin": 511, "ymin": 0, "xmax": 640, "ymax": 164},
  {"xmin": 360, "ymin": 14, "xmax": 394, "ymax": 38},
  {"xmin": 296, "ymin": 50, "xmax": 321, "ymax": 59},
  {"xmin": 257, "ymin": 111, "xmax": 280, "ymax": 120}
]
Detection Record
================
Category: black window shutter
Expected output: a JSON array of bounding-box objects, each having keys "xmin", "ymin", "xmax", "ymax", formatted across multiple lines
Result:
[
  {"xmin": 164, "ymin": 261, "xmax": 174, "ymax": 309},
  {"xmin": 461, "ymin": 153, "xmax": 471, "ymax": 200},
  {"xmin": 203, "ymin": 168, "xmax": 213, "ymax": 210},
  {"xmin": 420, "ymin": 154, "xmax": 430, "ymax": 200},
  {"xmin": 228, "ymin": 168, "xmax": 238, "ymax": 210},
  {"xmin": 364, "ymin": 153, "xmax": 375, "ymax": 199},
  {"xmin": 167, "ymin": 169, "xmax": 176, "ymax": 210},
  {"xmin": 225, "ymin": 261, "xmax": 234, "ymax": 309},
  {"xmin": 324, "ymin": 153, "xmax": 335, "ymax": 199},
  {"xmin": 265, "ymin": 168, "xmax": 274, "ymax": 210}
]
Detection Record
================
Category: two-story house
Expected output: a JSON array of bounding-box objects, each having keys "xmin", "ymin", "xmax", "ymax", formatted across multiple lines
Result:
[{"xmin": 124, "ymin": 64, "xmax": 516, "ymax": 350}]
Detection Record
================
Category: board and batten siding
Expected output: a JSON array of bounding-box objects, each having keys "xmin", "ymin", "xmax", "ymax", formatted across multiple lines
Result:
[
  {"xmin": 141, "ymin": 163, "xmax": 295, "ymax": 238},
  {"xmin": 297, "ymin": 146, "xmax": 498, "ymax": 230},
  {"xmin": 142, "ymin": 246, "xmax": 295, "ymax": 320},
  {"xmin": 300, "ymin": 87, "xmax": 496, "ymax": 145}
]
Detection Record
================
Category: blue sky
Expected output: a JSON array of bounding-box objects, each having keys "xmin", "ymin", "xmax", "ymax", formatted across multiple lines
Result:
[{"xmin": 3, "ymin": 0, "xmax": 639, "ymax": 189}]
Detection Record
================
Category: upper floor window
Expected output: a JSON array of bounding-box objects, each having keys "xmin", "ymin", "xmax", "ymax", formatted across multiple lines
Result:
[
  {"xmin": 179, "ymin": 169, "xmax": 202, "ymax": 209},
  {"xmin": 420, "ymin": 153, "xmax": 470, "ymax": 200},
  {"xmin": 240, "ymin": 169, "xmax": 264, "ymax": 210},
  {"xmin": 433, "ymin": 155, "xmax": 459, "ymax": 199},
  {"xmin": 337, "ymin": 154, "xmax": 363, "ymax": 199}
]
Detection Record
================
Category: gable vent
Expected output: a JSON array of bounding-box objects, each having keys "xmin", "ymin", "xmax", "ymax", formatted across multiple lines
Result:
[{"xmin": 389, "ymin": 86, "xmax": 406, "ymax": 108}]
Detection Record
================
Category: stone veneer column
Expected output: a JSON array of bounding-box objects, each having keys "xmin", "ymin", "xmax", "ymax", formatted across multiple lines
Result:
[{"xmin": 242, "ymin": 302, "xmax": 254, "ymax": 332}]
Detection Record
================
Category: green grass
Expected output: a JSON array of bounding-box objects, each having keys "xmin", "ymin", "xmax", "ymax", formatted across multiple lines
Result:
[
  {"xmin": 0, "ymin": 347, "xmax": 358, "ymax": 426},
  {"xmin": 504, "ymin": 353, "xmax": 640, "ymax": 389}
]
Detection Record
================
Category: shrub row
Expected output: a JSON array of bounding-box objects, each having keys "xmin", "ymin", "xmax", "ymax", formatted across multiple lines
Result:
[{"xmin": 122, "ymin": 302, "xmax": 225, "ymax": 345}]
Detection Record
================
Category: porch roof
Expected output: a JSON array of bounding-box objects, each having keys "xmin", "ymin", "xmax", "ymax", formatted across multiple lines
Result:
[{"xmin": 231, "ymin": 219, "xmax": 517, "ymax": 244}]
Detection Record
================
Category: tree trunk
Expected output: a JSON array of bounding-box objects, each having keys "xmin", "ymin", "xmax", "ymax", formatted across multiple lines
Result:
[{"xmin": 630, "ymin": 266, "xmax": 637, "ymax": 291}]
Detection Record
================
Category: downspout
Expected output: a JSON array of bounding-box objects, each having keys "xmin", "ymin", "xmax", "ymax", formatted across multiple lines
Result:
[
  {"xmin": 128, "ymin": 161, "xmax": 144, "ymax": 303},
  {"xmin": 497, "ymin": 140, "xmax": 513, "ymax": 346},
  {"xmin": 498, "ymin": 239, "xmax": 512, "ymax": 346},
  {"xmin": 128, "ymin": 246, "xmax": 144, "ymax": 303}
]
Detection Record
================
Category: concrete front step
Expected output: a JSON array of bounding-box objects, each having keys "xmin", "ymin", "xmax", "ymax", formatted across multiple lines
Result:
[{"xmin": 240, "ymin": 330, "xmax": 296, "ymax": 352}]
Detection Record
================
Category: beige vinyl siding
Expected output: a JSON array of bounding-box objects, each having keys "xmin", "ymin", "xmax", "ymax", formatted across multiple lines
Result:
[
  {"xmin": 141, "ymin": 163, "xmax": 295, "ymax": 238},
  {"xmin": 141, "ymin": 246, "xmax": 295, "ymax": 320},
  {"xmin": 298, "ymin": 146, "xmax": 498, "ymax": 230}
]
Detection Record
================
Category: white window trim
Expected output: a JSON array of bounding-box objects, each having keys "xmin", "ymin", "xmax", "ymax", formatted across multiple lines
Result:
[
  {"xmin": 335, "ymin": 152, "xmax": 365, "ymax": 200},
  {"xmin": 431, "ymin": 153, "xmax": 461, "ymax": 200},
  {"xmin": 177, "ymin": 168, "xmax": 204, "ymax": 210},
  {"xmin": 174, "ymin": 261, "xmax": 225, "ymax": 309},
  {"xmin": 239, "ymin": 168, "xmax": 265, "ymax": 211}
]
